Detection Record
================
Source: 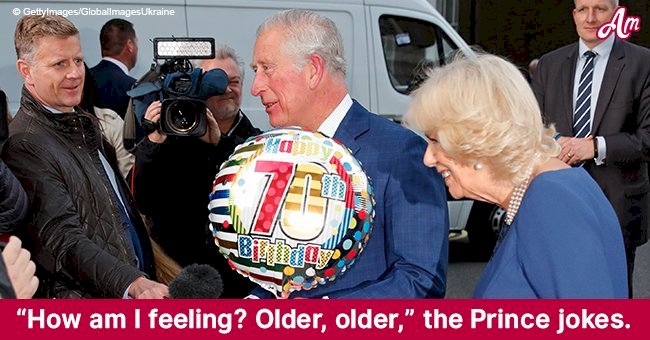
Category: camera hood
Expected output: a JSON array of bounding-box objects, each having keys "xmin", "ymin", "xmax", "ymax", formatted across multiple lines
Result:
[
  {"xmin": 196, "ymin": 68, "xmax": 228, "ymax": 99},
  {"xmin": 163, "ymin": 68, "xmax": 228, "ymax": 100}
]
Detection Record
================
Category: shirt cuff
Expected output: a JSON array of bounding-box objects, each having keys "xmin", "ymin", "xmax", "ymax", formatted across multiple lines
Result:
[
  {"xmin": 595, "ymin": 136, "xmax": 606, "ymax": 165},
  {"xmin": 123, "ymin": 283, "xmax": 132, "ymax": 299}
]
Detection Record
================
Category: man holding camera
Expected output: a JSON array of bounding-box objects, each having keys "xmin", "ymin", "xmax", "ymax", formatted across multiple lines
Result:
[
  {"xmin": 133, "ymin": 44, "xmax": 261, "ymax": 298},
  {"xmin": 2, "ymin": 15, "xmax": 167, "ymax": 298}
]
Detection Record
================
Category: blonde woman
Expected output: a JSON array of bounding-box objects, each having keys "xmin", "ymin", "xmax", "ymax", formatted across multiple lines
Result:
[{"xmin": 406, "ymin": 54, "xmax": 627, "ymax": 298}]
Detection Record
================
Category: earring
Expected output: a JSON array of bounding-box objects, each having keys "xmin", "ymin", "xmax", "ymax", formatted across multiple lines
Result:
[{"xmin": 474, "ymin": 163, "xmax": 483, "ymax": 171}]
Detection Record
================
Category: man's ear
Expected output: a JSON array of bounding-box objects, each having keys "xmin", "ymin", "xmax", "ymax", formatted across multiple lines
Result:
[
  {"xmin": 16, "ymin": 59, "xmax": 33, "ymax": 85},
  {"xmin": 127, "ymin": 39, "xmax": 136, "ymax": 53},
  {"xmin": 306, "ymin": 53, "xmax": 325, "ymax": 90}
]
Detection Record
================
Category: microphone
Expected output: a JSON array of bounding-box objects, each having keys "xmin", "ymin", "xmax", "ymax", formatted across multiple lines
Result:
[{"xmin": 168, "ymin": 263, "xmax": 223, "ymax": 298}]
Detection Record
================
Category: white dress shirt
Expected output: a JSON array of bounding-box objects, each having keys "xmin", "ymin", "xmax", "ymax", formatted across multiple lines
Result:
[
  {"xmin": 573, "ymin": 34, "xmax": 614, "ymax": 165},
  {"xmin": 317, "ymin": 94, "xmax": 352, "ymax": 137},
  {"xmin": 102, "ymin": 56, "xmax": 130, "ymax": 76}
]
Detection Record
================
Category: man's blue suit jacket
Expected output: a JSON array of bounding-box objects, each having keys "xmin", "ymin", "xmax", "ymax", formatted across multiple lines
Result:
[
  {"xmin": 252, "ymin": 100, "xmax": 449, "ymax": 298},
  {"xmin": 90, "ymin": 60, "xmax": 136, "ymax": 118}
]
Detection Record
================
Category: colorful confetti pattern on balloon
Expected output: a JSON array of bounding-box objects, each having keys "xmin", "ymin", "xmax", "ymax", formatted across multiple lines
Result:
[{"xmin": 208, "ymin": 127, "xmax": 374, "ymax": 298}]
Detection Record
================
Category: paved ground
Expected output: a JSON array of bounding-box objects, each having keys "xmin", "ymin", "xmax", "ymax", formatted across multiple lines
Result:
[{"xmin": 446, "ymin": 240, "xmax": 650, "ymax": 298}]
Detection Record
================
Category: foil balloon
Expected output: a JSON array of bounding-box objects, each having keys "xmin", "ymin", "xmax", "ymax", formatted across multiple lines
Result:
[{"xmin": 208, "ymin": 127, "xmax": 374, "ymax": 298}]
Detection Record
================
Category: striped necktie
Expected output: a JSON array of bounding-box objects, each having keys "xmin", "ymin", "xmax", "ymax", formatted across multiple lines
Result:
[{"xmin": 573, "ymin": 50, "xmax": 596, "ymax": 138}]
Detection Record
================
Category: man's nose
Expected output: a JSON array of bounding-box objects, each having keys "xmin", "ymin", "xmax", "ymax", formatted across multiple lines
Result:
[
  {"xmin": 68, "ymin": 64, "xmax": 83, "ymax": 79},
  {"xmin": 250, "ymin": 72, "xmax": 265, "ymax": 96},
  {"xmin": 586, "ymin": 8, "xmax": 597, "ymax": 22}
]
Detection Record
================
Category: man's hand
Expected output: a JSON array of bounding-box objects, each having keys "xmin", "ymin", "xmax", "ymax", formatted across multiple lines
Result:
[
  {"xmin": 143, "ymin": 101, "xmax": 167, "ymax": 144},
  {"xmin": 2, "ymin": 236, "xmax": 38, "ymax": 299},
  {"xmin": 557, "ymin": 136, "xmax": 594, "ymax": 165},
  {"xmin": 199, "ymin": 109, "xmax": 221, "ymax": 145},
  {"xmin": 128, "ymin": 276, "xmax": 168, "ymax": 299},
  {"xmin": 279, "ymin": 278, "xmax": 317, "ymax": 299}
]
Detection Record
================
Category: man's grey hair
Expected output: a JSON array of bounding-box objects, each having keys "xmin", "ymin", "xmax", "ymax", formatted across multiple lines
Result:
[
  {"xmin": 257, "ymin": 9, "xmax": 346, "ymax": 76},
  {"xmin": 195, "ymin": 43, "xmax": 245, "ymax": 77},
  {"xmin": 14, "ymin": 15, "xmax": 79, "ymax": 62}
]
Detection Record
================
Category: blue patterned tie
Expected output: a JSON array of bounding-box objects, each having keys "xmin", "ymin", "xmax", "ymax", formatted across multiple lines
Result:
[{"xmin": 573, "ymin": 51, "xmax": 596, "ymax": 138}]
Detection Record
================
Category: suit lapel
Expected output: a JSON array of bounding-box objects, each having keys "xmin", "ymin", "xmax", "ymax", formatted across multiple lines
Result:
[
  {"xmin": 592, "ymin": 39, "xmax": 625, "ymax": 134},
  {"xmin": 562, "ymin": 44, "xmax": 579, "ymax": 132},
  {"xmin": 333, "ymin": 100, "xmax": 369, "ymax": 156}
]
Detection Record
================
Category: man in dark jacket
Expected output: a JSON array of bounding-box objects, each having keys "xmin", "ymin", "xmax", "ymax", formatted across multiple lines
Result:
[
  {"xmin": 90, "ymin": 18, "xmax": 138, "ymax": 119},
  {"xmin": 0, "ymin": 159, "xmax": 28, "ymax": 239},
  {"xmin": 2, "ymin": 14, "xmax": 167, "ymax": 298},
  {"xmin": 0, "ymin": 90, "xmax": 37, "ymax": 299},
  {"xmin": 0, "ymin": 90, "xmax": 28, "ymax": 233},
  {"xmin": 133, "ymin": 45, "xmax": 262, "ymax": 297}
]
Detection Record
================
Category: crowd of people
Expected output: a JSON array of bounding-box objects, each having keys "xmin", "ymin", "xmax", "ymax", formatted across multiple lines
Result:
[{"xmin": 0, "ymin": 0, "xmax": 647, "ymax": 299}]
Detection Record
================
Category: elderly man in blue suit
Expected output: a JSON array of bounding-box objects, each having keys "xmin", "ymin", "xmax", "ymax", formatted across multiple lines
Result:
[
  {"xmin": 248, "ymin": 9, "xmax": 449, "ymax": 298},
  {"xmin": 90, "ymin": 18, "xmax": 138, "ymax": 119}
]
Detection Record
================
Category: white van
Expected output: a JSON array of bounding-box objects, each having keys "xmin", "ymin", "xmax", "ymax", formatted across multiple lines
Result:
[{"xmin": 0, "ymin": 0, "xmax": 485, "ymax": 241}]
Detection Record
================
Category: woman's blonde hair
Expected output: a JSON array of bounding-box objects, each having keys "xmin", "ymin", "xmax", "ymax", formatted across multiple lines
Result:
[
  {"xmin": 404, "ymin": 53, "xmax": 560, "ymax": 185},
  {"xmin": 151, "ymin": 238, "xmax": 182, "ymax": 285}
]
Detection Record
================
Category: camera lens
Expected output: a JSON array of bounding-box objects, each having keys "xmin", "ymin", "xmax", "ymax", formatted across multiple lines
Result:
[
  {"xmin": 167, "ymin": 100, "xmax": 203, "ymax": 132},
  {"xmin": 160, "ymin": 98, "xmax": 208, "ymax": 137}
]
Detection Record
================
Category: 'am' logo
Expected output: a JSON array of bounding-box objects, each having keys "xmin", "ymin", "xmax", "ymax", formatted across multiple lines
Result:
[{"xmin": 597, "ymin": 6, "xmax": 641, "ymax": 40}]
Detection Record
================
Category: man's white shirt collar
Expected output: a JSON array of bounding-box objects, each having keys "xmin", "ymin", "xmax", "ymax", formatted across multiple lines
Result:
[
  {"xmin": 317, "ymin": 94, "xmax": 352, "ymax": 138},
  {"xmin": 43, "ymin": 105, "xmax": 64, "ymax": 114},
  {"xmin": 579, "ymin": 34, "xmax": 615, "ymax": 58},
  {"xmin": 102, "ymin": 56, "xmax": 130, "ymax": 76}
]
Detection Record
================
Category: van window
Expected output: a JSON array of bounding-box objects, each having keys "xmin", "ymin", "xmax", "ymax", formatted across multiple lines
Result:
[{"xmin": 379, "ymin": 15, "xmax": 458, "ymax": 94}]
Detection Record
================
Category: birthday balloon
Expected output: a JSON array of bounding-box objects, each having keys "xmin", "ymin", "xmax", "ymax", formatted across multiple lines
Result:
[{"xmin": 208, "ymin": 127, "xmax": 374, "ymax": 298}]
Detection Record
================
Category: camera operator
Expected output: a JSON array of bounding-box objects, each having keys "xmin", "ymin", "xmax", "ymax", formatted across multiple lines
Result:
[{"xmin": 133, "ymin": 44, "xmax": 261, "ymax": 298}]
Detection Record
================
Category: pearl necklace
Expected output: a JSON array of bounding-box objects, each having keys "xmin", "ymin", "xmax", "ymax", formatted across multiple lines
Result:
[{"xmin": 504, "ymin": 165, "xmax": 534, "ymax": 225}]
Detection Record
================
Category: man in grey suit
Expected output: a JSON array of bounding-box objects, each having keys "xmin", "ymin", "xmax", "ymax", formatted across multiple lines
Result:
[{"xmin": 532, "ymin": 0, "xmax": 650, "ymax": 297}]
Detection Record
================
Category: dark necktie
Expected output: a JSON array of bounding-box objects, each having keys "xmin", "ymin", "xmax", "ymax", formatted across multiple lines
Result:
[
  {"xmin": 97, "ymin": 153, "xmax": 145, "ymax": 271},
  {"xmin": 573, "ymin": 50, "xmax": 596, "ymax": 138}
]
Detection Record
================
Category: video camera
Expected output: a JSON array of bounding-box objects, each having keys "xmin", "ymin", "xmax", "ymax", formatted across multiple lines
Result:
[{"xmin": 134, "ymin": 37, "xmax": 228, "ymax": 137}]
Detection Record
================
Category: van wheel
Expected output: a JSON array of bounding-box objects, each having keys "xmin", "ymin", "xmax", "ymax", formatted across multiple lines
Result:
[
  {"xmin": 464, "ymin": 201, "xmax": 501, "ymax": 260},
  {"xmin": 489, "ymin": 206, "xmax": 506, "ymax": 235}
]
